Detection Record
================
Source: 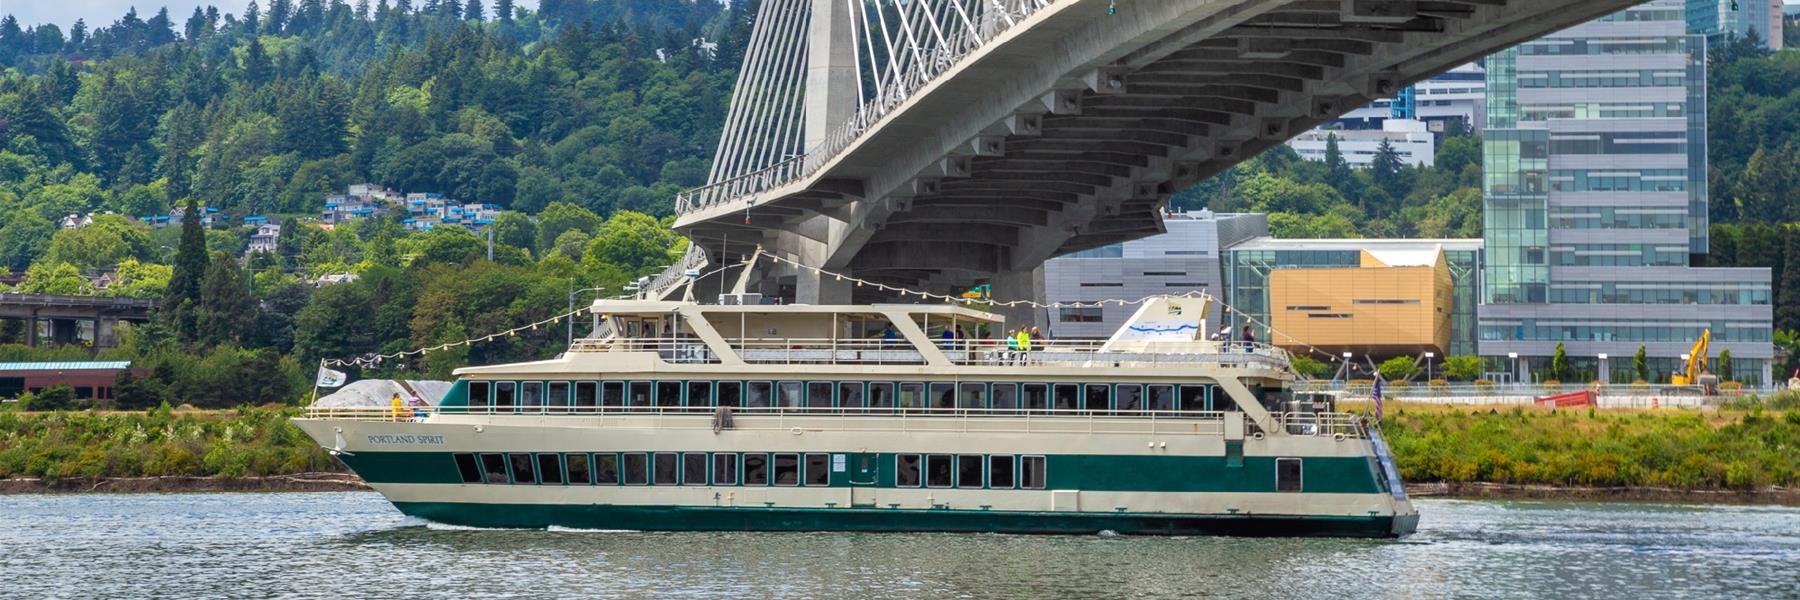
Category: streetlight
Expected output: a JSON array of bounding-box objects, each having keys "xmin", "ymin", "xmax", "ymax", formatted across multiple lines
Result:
[
  {"xmin": 567, "ymin": 286, "xmax": 607, "ymax": 346},
  {"xmin": 1597, "ymin": 353, "xmax": 1609, "ymax": 385},
  {"xmin": 1508, "ymin": 352, "xmax": 1520, "ymax": 386},
  {"xmin": 1423, "ymin": 351, "xmax": 1435, "ymax": 382}
]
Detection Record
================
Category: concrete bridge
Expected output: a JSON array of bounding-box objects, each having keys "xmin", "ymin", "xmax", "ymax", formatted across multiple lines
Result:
[
  {"xmin": 671, "ymin": 0, "xmax": 1642, "ymax": 311},
  {"xmin": 0, "ymin": 294, "xmax": 155, "ymax": 350}
]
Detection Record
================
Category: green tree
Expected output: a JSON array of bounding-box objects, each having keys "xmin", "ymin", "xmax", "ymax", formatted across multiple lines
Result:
[
  {"xmin": 1289, "ymin": 355, "xmax": 1330, "ymax": 379},
  {"xmin": 43, "ymin": 215, "xmax": 154, "ymax": 271},
  {"xmin": 1323, "ymin": 133, "xmax": 1351, "ymax": 194},
  {"xmin": 535, "ymin": 201, "xmax": 602, "ymax": 252},
  {"xmin": 1781, "ymin": 226, "xmax": 1800, "ymax": 332},
  {"xmin": 26, "ymin": 384, "xmax": 77, "ymax": 411},
  {"xmin": 586, "ymin": 211, "xmax": 680, "ymax": 274},
  {"xmin": 293, "ymin": 282, "xmax": 377, "ymax": 363},
  {"xmin": 197, "ymin": 252, "xmax": 256, "ymax": 347},
  {"xmin": 16, "ymin": 262, "xmax": 93, "ymax": 295},
  {"xmin": 1377, "ymin": 356, "xmax": 1419, "ymax": 381},
  {"xmin": 488, "ymin": 212, "xmax": 537, "ymax": 253},
  {"xmin": 1548, "ymin": 342, "xmax": 1568, "ymax": 382},
  {"xmin": 164, "ymin": 198, "xmax": 210, "ymax": 340},
  {"xmin": 0, "ymin": 210, "xmax": 55, "ymax": 271},
  {"xmin": 1634, "ymin": 344, "xmax": 1650, "ymax": 383},
  {"xmin": 552, "ymin": 229, "xmax": 590, "ymax": 261},
  {"xmin": 1443, "ymin": 355, "xmax": 1484, "ymax": 381},
  {"xmin": 1717, "ymin": 349, "xmax": 1734, "ymax": 382}
]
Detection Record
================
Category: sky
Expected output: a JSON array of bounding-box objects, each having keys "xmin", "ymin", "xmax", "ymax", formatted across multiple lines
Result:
[{"xmin": 3, "ymin": 0, "xmax": 542, "ymax": 30}]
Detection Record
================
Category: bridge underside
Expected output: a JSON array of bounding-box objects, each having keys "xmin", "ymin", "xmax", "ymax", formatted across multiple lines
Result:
[{"xmin": 677, "ymin": 0, "xmax": 1642, "ymax": 306}]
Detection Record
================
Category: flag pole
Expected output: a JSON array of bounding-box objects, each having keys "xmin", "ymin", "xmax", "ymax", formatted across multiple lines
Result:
[{"xmin": 309, "ymin": 359, "xmax": 324, "ymax": 407}]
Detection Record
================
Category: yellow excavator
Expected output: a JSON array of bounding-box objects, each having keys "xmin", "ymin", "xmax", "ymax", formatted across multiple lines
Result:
[{"xmin": 1670, "ymin": 329, "xmax": 1710, "ymax": 386}]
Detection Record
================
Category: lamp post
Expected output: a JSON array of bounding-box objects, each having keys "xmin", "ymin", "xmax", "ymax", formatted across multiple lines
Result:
[
  {"xmin": 1339, "ymin": 351, "xmax": 1354, "ymax": 384},
  {"xmin": 1597, "ymin": 353, "xmax": 1609, "ymax": 385},
  {"xmin": 567, "ymin": 286, "xmax": 607, "ymax": 347},
  {"xmin": 1508, "ymin": 352, "xmax": 1520, "ymax": 387},
  {"xmin": 1423, "ymin": 351, "xmax": 1435, "ymax": 382}
]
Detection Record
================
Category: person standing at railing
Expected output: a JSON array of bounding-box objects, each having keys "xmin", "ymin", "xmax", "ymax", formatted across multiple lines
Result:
[
  {"xmin": 1241, "ymin": 325, "xmax": 1255, "ymax": 353},
  {"xmin": 390, "ymin": 393, "xmax": 404, "ymax": 421}
]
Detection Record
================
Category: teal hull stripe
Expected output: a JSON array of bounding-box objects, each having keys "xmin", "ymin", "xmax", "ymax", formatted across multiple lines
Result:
[
  {"xmin": 340, "ymin": 452, "xmax": 1383, "ymax": 494},
  {"xmin": 392, "ymin": 502, "xmax": 1403, "ymax": 538}
]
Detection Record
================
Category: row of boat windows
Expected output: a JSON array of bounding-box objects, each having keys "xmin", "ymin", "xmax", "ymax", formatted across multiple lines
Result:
[
  {"xmin": 451, "ymin": 452, "xmax": 1049, "ymax": 490},
  {"xmin": 463, "ymin": 381, "xmax": 1238, "ymax": 413}
]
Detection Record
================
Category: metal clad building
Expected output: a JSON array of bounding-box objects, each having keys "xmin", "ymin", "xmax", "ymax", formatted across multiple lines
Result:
[{"xmin": 1045, "ymin": 212, "xmax": 1267, "ymax": 338}]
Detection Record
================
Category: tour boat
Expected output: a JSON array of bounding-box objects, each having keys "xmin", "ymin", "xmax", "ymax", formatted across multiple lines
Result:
[{"xmin": 294, "ymin": 295, "xmax": 1418, "ymax": 537}]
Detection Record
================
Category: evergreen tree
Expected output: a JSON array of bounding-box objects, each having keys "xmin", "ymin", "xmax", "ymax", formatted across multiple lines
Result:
[
  {"xmin": 1634, "ymin": 345, "xmax": 1650, "ymax": 383},
  {"xmin": 197, "ymin": 252, "xmax": 255, "ymax": 347},
  {"xmin": 163, "ymin": 198, "xmax": 210, "ymax": 341},
  {"xmin": 244, "ymin": 1, "xmax": 262, "ymax": 33},
  {"xmin": 1369, "ymin": 138, "xmax": 1404, "ymax": 205},
  {"xmin": 1781, "ymin": 226, "xmax": 1800, "ymax": 332},
  {"xmin": 185, "ymin": 7, "xmax": 210, "ymax": 40},
  {"xmin": 356, "ymin": 0, "xmax": 373, "ymax": 20},
  {"xmin": 1323, "ymin": 133, "xmax": 1351, "ymax": 194},
  {"xmin": 464, "ymin": 0, "xmax": 486, "ymax": 21},
  {"xmin": 1550, "ymin": 342, "xmax": 1568, "ymax": 382},
  {"xmin": 159, "ymin": 102, "xmax": 203, "ymax": 205},
  {"xmin": 242, "ymin": 38, "xmax": 273, "ymax": 86},
  {"xmin": 268, "ymin": 0, "xmax": 294, "ymax": 34},
  {"xmin": 495, "ymin": 0, "xmax": 515, "ymax": 22},
  {"xmin": 68, "ymin": 19, "xmax": 87, "ymax": 52}
]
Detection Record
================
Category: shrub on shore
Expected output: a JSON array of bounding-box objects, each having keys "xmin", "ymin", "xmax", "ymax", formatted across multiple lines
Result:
[{"xmin": 0, "ymin": 406, "xmax": 335, "ymax": 482}]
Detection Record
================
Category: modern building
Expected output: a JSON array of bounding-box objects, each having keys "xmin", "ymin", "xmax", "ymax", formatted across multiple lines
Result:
[
  {"xmin": 1688, "ymin": 0, "xmax": 1785, "ymax": 50},
  {"xmin": 1225, "ymin": 238, "xmax": 1484, "ymax": 359},
  {"xmin": 1043, "ymin": 211, "xmax": 1268, "ymax": 338},
  {"xmin": 1288, "ymin": 119, "xmax": 1437, "ymax": 168},
  {"xmin": 1479, "ymin": 0, "xmax": 1776, "ymax": 385},
  {"xmin": 1334, "ymin": 63, "xmax": 1487, "ymax": 133}
]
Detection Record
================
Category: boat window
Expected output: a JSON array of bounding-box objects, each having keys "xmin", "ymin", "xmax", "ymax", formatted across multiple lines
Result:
[
  {"xmin": 537, "ymin": 453, "xmax": 564, "ymax": 484},
  {"xmin": 989, "ymin": 455, "xmax": 1015, "ymax": 488},
  {"xmin": 574, "ymin": 382, "xmax": 597, "ymax": 412},
  {"xmin": 747, "ymin": 381, "xmax": 773, "ymax": 408},
  {"xmin": 623, "ymin": 453, "xmax": 649, "ymax": 485},
  {"xmin": 521, "ymin": 382, "xmax": 543, "ymax": 409},
  {"xmin": 805, "ymin": 453, "xmax": 829, "ymax": 486},
  {"xmin": 467, "ymin": 381, "xmax": 491, "ymax": 408},
  {"xmin": 718, "ymin": 381, "xmax": 743, "ymax": 407},
  {"xmin": 929, "ymin": 383, "xmax": 955, "ymax": 411},
  {"xmin": 453, "ymin": 453, "xmax": 482, "ymax": 483},
  {"xmin": 838, "ymin": 382, "xmax": 865, "ymax": 411},
  {"xmin": 566, "ymin": 454, "xmax": 591, "ymax": 484},
  {"xmin": 495, "ymin": 382, "xmax": 516, "ymax": 409},
  {"xmin": 1277, "ymin": 458, "xmax": 1302, "ymax": 492},
  {"xmin": 1022, "ymin": 384, "xmax": 1049, "ymax": 412},
  {"xmin": 926, "ymin": 454, "xmax": 954, "ymax": 488},
  {"xmin": 957, "ymin": 455, "xmax": 983, "ymax": 488},
  {"xmin": 866, "ymin": 382, "xmax": 893, "ymax": 412},
  {"xmin": 1116, "ymin": 384, "xmax": 1143, "ymax": 412},
  {"xmin": 992, "ymin": 384, "xmax": 1018, "ymax": 413},
  {"xmin": 594, "ymin": 454, "xmax": 619, "ymax": 484},
  {"xmin": 1147, "ymin": 385, "xmax": 1176, "ymax": 413},
  {"xmin": 778, "ymin": 381, "xmax": 805, "ymax": 408},
  {"xmin": 807, "ymin": 382, "xmax": 834, "ymax": 409},
  {"xmin": 958, "ymin": 383, "xmax": 987, "ymax": 410},
  {"xmin": 602, "ymin": 381, "xmax": 625, "ymax": 407},
  {"xmin": 684, "ymin": 453, "xmax": 708, "ymax": 485},
  {"xmin": 548, "ymin": 382, "xmax": 570, "ymax": 412},
  {"xmin": 628, "ymin": 382, "xmax": 652, "ymax": 407},
  {"xmin": 1084, "ymin": 384, "xmax": 1110, "ymax": 414},
  {"xmin": 509, "ymin": 453, "xmax": 536, "ymax": 484},
  {"xmin": 1211, "ymin": 386, "xmax": 1236, "ymax": 412},
  {"xmin": 713, "ymin": 454, "xmax": 738, "ymax": 485},
  {"xmin": 687, "ymin": 381, "xmax": 714, "ymax": 409},
  {"xmin": 656, "ymin": 381, "xmax": 682, "ymax": 407},
  {"xmin": 896, "ymin": 454, "xmax": 921, "ymax": 487},
  {"xmin": 1053, "ymin": 384, "xmax": 1079, "ymax": 412},
  {"xmin": 744, "ymin": 453, "xmax": 769, "ymax": 485},
  {"xmin": 773, "ymin": 453, "xmax": 800, "ymax": 486},
  {"xmin": 1179, "ymin": 385, "xmax": 1207, "ymax": 412},
  {"xmin": 1021, "ymin": 455, "xmax": 1046, "ymax": 489},
  {"xmin": 654, "ymin": 452, "xmax": 679, "ymax": 485},
  {"xmin": 897, "ymin": 382, "xmax": 926, "ymax": 410},
  {"xmin": 480, "ymin": 453, "xmax": 509, "ymax": 484}
]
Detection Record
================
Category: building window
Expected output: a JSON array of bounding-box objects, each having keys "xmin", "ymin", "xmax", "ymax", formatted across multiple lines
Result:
[
  {"xmin": 807, "ymin": 382, "xmax": 834, "ymax": 409},
  {"xmin": 687, "ymin": 381, "xmax": 714, "ymax": 408},
  {"xmin": 992, "ymin": 384, "xmax": 1018, "ymax": 412},
  {"xmin": 805, "ymin": 453, "xmax": 830, "ymax": 486},
  {"xmin": 1277, "ymin": 458, "xmax": 1303, "ymax": 492},
  {"xmin": 480, "ymin": 453, "xmax": 509, "ymax": 484},
  {"xmin": 602, "ymin": 381, "xmax": 624, "ymax": 407},
  {"xmin": 989, "ymin": 455, "xmax": 1015, "ymax": 488},
  {"xmin": 1079, "ymin": 282, "xmax": 1124, "ymax": 287},
  {"xmin": 656, "ymin": 381, "xmax": 682, "ymax": 407},
  {"xmin": 537, "ymin": 453, "xmax": 564, "ymax": 484},
  {"xmin": 777, "ymin": 381, "xmax": 805, "ymax": 408},
  {"xmin": 654, "ymin": 452, "xmax": 679, "ymax": 485},
  {"xmin": 718, "ymin": 381, "xmax": 743, "ymax": 407},
  {"xmin": 747, "ymin": 381, "xmax": 773, "ymax": 407},
  {"xmin": 868, "ymin": 382, "xmax": 895, "ymax": 410},
  {"xmin": 1021, "ymin": 456, "xmax": 1047, "ymax": 489},
  {"xmin": 957, "ymin": 455, "xmax": 984, "ymax": 488},
  {"xmin": 594, "ymin": 454, "xmax": 620, "ymax": 484},
  {"xmin": 566, "ymin": 454, "xmax": 591, "ymax": 485},
  {"xmin": 926, "ymin": 454, "xmax": 954, "ymax": 488},
  {"xmin": 713, "ymin": 454, "xmax": 738, "ymax": 486},
  {"xmin": 839, "ymin": 382, "xmax": 865, "ymax": 410},
  {"xmin": 547, "ymin": 382, "xmax": 570, "ymax": 411},
  {"xmin": 521, "ymin": 382, "xmax": 543, "ymax": 409},
  {"xmin": 1084, "ymin": 384, "xmax": 1111, "ymax": 413},
  {"xmin": 628, "ymin": 382, "xmax": 652, "ymax": 407},
  {"xmin": 1058, "ymin": 307, "xmax": 1105, "ymax": 323},
  {"xmin": 509, "ymin": 453, "xmax": 536, "ymax": 484},
  {"xmin": 453, "ymin": 453, "xmax": 482, "ymax": 483},
  {"xmin": 1116, "ymin": 384, "xmax": 1143, "ymax": 411},
  {"xmin": 1022, "ymin": 384, "xmax": 1049, "ymax": 411},
  {"xmin": 683, "ymin": 453, "xmax": 708, "ymax": 485},
  {"xmin": 745, "ymin": 453, "xmax": 769, "ymax": 485},
  {"xmin": 897, "ymin": 454, "xmax": 922, "ymax": 487},
  {"xmin": 495, "ymin": 382, "xmax": 516, "ymax": 409}
]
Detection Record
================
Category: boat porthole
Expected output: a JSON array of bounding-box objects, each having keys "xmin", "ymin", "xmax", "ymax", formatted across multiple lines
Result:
[{"xmin": 790, "ymin": 427, "xmax": 804, "ymax": 436}]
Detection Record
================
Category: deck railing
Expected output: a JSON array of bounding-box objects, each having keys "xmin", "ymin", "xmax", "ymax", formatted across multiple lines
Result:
[
  {"xmin": 568, "ymin": 336, "xmax": 1293, "ymax": 370},
  {"xmin": 301, "ymin": 405, "xmax": 1367, "ymax": 439}
]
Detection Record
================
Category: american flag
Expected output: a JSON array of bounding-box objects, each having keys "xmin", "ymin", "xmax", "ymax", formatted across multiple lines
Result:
[{"xmin": 1372, "ymin": 377, "xmax": 1385, "ymax": 422}]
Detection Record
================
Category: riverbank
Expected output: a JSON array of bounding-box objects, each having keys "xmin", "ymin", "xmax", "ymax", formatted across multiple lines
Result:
[{"xmin": 0, "ymin": 472, "xmax": 369, "ymax": 494}]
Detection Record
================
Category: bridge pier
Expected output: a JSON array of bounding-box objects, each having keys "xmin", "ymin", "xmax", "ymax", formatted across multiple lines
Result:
[
  {"xmin": 49, "ymin": 318, "xmax": 80, "ymax": 346},
  {"xmin": 795, "ymin": 269, "xmax": 853, "ymax": 305},
  {"xmin": 990, "ymin": 267, "xmax": 1047, "ymax": 333}
]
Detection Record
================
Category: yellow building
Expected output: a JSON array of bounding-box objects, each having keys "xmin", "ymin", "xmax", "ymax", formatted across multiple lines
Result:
[{"xmin": 1266, "ymin": 247, "xmax": 1454, "ymax": 356}]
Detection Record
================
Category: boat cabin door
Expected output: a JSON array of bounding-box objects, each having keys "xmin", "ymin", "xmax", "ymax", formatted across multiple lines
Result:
[{"xmin": 845, "ymin": 453, "xmax": 879, "ymax": 507}]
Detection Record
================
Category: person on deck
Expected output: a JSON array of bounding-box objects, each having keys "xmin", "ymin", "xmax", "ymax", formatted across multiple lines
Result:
[
  {"xmin": 390, "ymin": 393, "xmax": 404, "ymax": 421},
  {"xmin": 1241, "ymin": 325, "xmax": 1255, "ymax": 353}
]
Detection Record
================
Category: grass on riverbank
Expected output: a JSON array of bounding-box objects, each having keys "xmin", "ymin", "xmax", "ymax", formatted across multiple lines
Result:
[
  {"xmin": 1365, "ymin": 402, "xmax": 1800, "ymax": 490},
  {"xmin": 0, "ymin": 405, "xmax": 338, "ymax": 482}
]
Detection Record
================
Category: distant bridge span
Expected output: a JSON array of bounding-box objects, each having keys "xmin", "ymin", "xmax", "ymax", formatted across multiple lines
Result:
[{"xmin": 670, "ymin": 0, "xmax": 1641, "ymax": 310}]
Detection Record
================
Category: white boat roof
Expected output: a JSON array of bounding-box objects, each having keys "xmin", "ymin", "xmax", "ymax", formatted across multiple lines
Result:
[{"xmin": 589, "ymin": 299, "xmax": 1004, "ymax": 322}]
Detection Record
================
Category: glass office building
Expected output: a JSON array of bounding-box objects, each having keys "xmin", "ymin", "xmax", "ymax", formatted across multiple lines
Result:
[{"xmin": 1478, "ymin": 0, "xmax": 1775, "ymax": 384}]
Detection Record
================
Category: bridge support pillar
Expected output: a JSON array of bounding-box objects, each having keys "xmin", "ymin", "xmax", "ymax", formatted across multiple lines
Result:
[
  {"xmin": 96, "ymin": 318, "xmax": 120, "ymax": 350},
  {"xmin": 25, "ymin": 310, "xmax": 38, "ymax": 348},
  {"xmin": 805, "ymin": 0, "xmax": 858, "ymax": 152},
  {"xmin": 49, "ymin": 319, "xmax": 80, "ymax": 346},
  {"xmin": 990, "ymin": 267, "xmax": 1046, "ymax": 333},
  {"xmin": 796, "ymin": 269, "xmax": 853, "ymax": 305}
]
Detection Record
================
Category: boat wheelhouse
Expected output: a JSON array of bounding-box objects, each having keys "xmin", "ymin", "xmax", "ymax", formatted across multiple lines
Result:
[{"xmin": 295, "ymin": 296, "xmax": 1417, "ymax": 537}]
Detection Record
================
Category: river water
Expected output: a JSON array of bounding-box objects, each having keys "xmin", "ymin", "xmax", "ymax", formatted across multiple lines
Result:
[{"xmin": 2, "ymin": 493, "xmax": 1797, "ymax": 599}]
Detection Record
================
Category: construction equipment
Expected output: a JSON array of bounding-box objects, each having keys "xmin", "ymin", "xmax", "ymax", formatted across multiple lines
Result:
[{"xmin": 1671, "ymin": 329, "xmax": 1711, "ymax": 386}]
